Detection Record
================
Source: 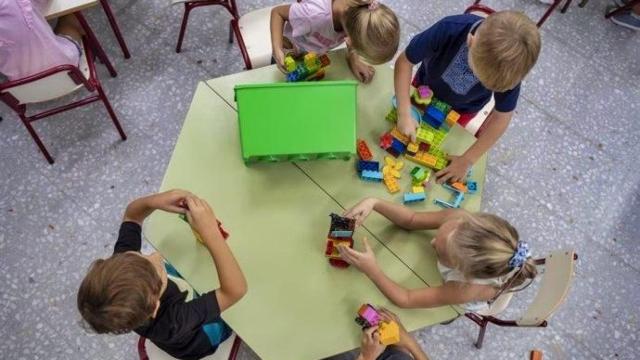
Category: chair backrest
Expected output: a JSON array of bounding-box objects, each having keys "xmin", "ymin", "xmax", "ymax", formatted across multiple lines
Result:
[
  {"xmin": 0, "ymin": 64, "xmax": 88, "ymax": 106},
  {"xmin": 517, "ymin": 249, "xmax": 576, "ymax": 326}
]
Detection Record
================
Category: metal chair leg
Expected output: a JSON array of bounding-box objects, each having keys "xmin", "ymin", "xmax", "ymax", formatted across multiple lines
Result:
[
  {"xmin": 19, "ymin": 115, "xmax": 54, "ymax": 164},
  {"xmin": 475, "ymin": 318, "xmax": 488, "ymax": 349},
  {"xmin": 96, "ymin": 85, "xmax": 127, "ymax": 141},
  {"xmin": 176, "ymin": 3, "xmax": 193, "ymax": 53},
  {"xmin": 228, "ymin": 21, "xmax": 234, "ymax": 44},
  {"xmin": 98, "ymin": 0, "xmax": 131, "ymax": 58}
]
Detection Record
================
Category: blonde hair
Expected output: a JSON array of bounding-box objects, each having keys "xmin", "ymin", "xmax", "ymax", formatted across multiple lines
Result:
[
  {"xmin": 343, "ymin": 0, "xmax": 400, "ymax": 64},
  {"xmin": 77, "ymin": 253, "xmax": 162, "ymax": 334},
  {"xmin": 447, "ymin": 213, "xmax": 537, "ymax": 291},
  {"xmin": 469, "ymin": 11, "xmax": 541, "ymax": 92}
]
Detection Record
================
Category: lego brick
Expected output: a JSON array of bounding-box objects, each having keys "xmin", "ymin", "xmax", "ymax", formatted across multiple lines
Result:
[
  {"xmin": 406, "ymin": 152, "xmax": 437, "ymax": 168},
  {"xmin": 361, "ymin": 170, "xmax": 383, "ymax": 182},
  {"xmin": 355, "ymin": 304, "xmax": 381, "ymax": 328},
  {"xmin": 451, "ymin": 181, "xmax": 468, "ymax": 193},
  {"xmin": 378, "ymin": 321, "xmax": 400, "ymax": 345},
  {"xmin": 285, "ymin": 52, "xmax": 332, "ymax": 82},
  {"xmin": 383, "ymin": 176, "xmax": 400, "ymax": 193},
  {"xmin": 357, "ymin": 139, "xmax": 373, "ymax": 160},
  {"xmin": 179, "ymin": 214, "xmax": 229, "ymax": 242},
  {"xmin": 284, "ymin": 55, "xmax": 296, "ymax": 72},
  {"xmin": 412, "ymin": 185, "xmax": 425, "ymax": 193},
  {"xmin": 325, "ymin": 238, "xmax": 353, "ymax": 259},
  {"xmin": 453, "ymin": 192, "xmax": 465, "ymax": 208},
  {"xmin": 423, "ymin": 111, "xmax": 444, "ymax": 129},
  {"xmin": 426, "ymin": 106, "xmax": 446, "ymax": 123},
  {"xmin": 406, "ymin": 142, "xmax": 419, "ymax": 155},
  {"xmin": 389, "ymin": 138, "xmax": 406, "ymax": 157},
  {"xmin": 412, "ymin": 87, "xmax": 432, "ymax": 106},
  {"xmin": 357, "ymin": 160, "xmax": 379, "ymax": 173},
  {"xmin": 403, "ymin": 192, "xmax": 426, "ymax": 204},
  {"xmin": 329, "ymin": 213, "xmax": 356, "ymax": 232},
  {"xmin": 446, "ymin": 110, "xmax": 460, "ymax": 125},
  {"xmin": 379, "ymin": 132, "xmax": 393, "ymax": 149},
  {"xmin": 385, "ymin": 107, "xmax": 397, "ymax": 123},
  {"xmin": 416, "ymin": 85, "xmax": 433, "ymax": 100},
  {"xmin": 431, "ymin": 98, "xmax": 451, "ymax": 114},
  {"xmin": 467, "ymin": 180, "xmax": 478, "ymax": 194},
  {"xmin": 418, "ymin": 142, "xmax": 430, "ymax": 152},
  {"xmin": 416, "ymin": 128, "xmax": 434, "ymax": 144},
  {"xmin": 390, "ymin": 127, "xmax": 410, "ymax": 145},
  {"xmin": 330, "ymin": 230, "xmax": 354, "ymax": 238}
]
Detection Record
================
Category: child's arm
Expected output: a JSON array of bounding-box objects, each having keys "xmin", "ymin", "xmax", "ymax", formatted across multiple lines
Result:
[
  {"xmin": 345, "ymin": 197, "xmax": 461, "ymax": 230},
  {"xmin": 270, "ymin": 4, "xmax": 291, "ymax": 72},
  {"xmin": 378, "ymin": 308, "xmax": 430, "ymax": 360},
  {"xmin": 185, "ymin": 196, "xmax": 247, "ymax": 312},
  {"xmin": 346, "ymin": 45, "xmax": 375, "ymax": 83},
  {"xmin": 435, "ymin": 110, "xmax": 512, "ymax": 184},
  {"xmin": 338, "ymin": 238, "xmax": 488, "ymax": 308},
  {"xmin": 394, "ymin": 52, "xmax": 418, "ymax": 142},
  {"xmin": 123, "ymin": 189, "xmax": 190, "ymax": 225}
]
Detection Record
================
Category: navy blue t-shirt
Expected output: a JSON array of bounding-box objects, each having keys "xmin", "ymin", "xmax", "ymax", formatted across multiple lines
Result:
[{"xmin": 405, "ymin": 14, "xmax": 520, "ymax": 114}]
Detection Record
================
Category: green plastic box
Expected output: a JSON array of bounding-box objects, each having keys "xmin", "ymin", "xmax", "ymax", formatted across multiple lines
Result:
[{"xmin": 234, "ymin": 81, "xmax": 357, "ymax": 164}]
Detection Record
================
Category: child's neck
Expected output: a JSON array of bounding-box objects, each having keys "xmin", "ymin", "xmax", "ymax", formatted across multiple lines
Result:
[{"xmin": 332, "ymin": 0, "xmax": 346, "ymax": 32}]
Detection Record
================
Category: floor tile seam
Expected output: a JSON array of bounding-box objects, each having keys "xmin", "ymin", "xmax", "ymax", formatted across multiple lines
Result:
[
  {"xmin": 485, "ymin": 167, "xmax": 640, "ymax": 273},
  {"xmin": 516, "ymin": 96, "xmax": 618, "ymax": 163}
]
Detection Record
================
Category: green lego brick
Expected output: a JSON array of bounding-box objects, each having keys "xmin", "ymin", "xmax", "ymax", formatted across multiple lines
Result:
[
  {"xmin": 386, "ymin": 107, "xmax": 397, "ymax": 123},
  {"xmin": 431, "ymin": 98, "xmax": 451, "ymax": 114},
  {"xmin": 235, "ymin": 81, "xmax": 358, "ymax": 164}
]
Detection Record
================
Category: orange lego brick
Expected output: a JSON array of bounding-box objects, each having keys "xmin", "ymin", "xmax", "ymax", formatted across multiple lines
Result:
[
  {"xmin": 378, "ymin": 321, "xmax": 400, "ymax": 345},
  {"xmin": 357, "ymin": 139, "xmax": 373, "ymax": 161},
  {"xmin": 390, "ymin": 127, "xmax": 410, "ymax": 145},
  {"xmin": 446, "ymin": 110, "xmax": 460, "ymax": 125},
  {"xmin": 451, "ymin": 181, "xmax": 468, "ymax": 193}
]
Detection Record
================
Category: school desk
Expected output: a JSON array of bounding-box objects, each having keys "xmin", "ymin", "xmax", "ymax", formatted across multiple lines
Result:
[{"xmin": 144, "ymin": 83, "xmax": 460, "ymax": 360}]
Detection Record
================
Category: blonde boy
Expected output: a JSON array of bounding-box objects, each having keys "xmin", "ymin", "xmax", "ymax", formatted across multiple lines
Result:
[{"xmin": 394, "ymin": 11, "xmax": 541, "ymax": 183}]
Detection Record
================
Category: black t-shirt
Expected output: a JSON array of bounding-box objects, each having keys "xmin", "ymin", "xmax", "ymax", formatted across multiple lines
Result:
[{"xmin": 114, "ymin": 222, "xmax": 223, "ymax": 360}]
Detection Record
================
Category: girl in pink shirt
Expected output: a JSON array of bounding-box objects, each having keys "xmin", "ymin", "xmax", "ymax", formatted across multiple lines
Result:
[
  {"xmin": 270, "ymin": 0, "xmax": 400, "ymax": 83},
  {"xmin": 0, "ymin": 0, "xmax": 83, "ymax": 80}
]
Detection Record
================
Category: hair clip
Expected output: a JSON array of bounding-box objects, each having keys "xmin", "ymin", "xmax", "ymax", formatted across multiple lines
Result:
[
  {"xmin": 508, "ymin": 241, "xmax": 531, "ymax": 269},
  {"xmin": 368, "ymin": 0, "xmax": 380, "ymax": 10}
]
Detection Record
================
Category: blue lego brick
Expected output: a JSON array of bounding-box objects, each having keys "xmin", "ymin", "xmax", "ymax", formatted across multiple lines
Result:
[
  {"xmin": 426, "ymin": 106, "xmax": 446, "ymax": 122},
  {"xmin": 357, "ymin": 160, "xmax": 379, "ymax": 173},
  {"xmin": 467, "ymin": 181, "xmax": 478, "ymax": 194},
  {"xmin": 423, "ymin": 112, "xmax": 444, "ymax": 129},
  {"xmin": 330, "ymin": 230, "xmax": 354, "ymax": 238},
  {"xmin": 361, "ymin": 170, "xmax": 383, "ymax": 182},
  {"xmin": 453, "ymin": 192, "xmax": 465, "ymax": 207},
  {"xmin": 434, "ymin": 199, "xmax": 455, "ymax": 208},
  {"xmin": 403, "ymin": 192, "xmax": 426, "ymax": 204},
  {"xmin": 390, "ymin": 138, "xmax": 406, "ymax": 155}
]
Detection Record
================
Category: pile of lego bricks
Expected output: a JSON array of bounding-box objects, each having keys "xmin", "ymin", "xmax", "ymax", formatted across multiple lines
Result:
[
  {"xmin": 383, "ymin": 85, "xmax": 461, "ymax": 172},
  {"xmin": 284, "ymin": 52, "xmax": 331, "ymax": 82}
]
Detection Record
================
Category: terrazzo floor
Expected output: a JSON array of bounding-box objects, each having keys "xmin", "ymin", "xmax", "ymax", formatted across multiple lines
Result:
[{"xmin": 1, "ymin": 0, "xmax": 638, "ymax": 359}]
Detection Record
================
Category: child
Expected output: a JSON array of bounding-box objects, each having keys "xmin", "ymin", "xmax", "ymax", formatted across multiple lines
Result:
[
  {"xmin": 393, "ymin": 12, "xmax": 541, "ymax": 184},
  {"xmin": 356, "ymin": 308, "xmax": 430, "ymax": 360},
  {"xmin": 338, "ymin": 198, "xmax": 536, "ymax": 312},
  {"xmin": 77, "ymin": 190, "xmax": 247, "ymax": 359},
  {"xmin": 270, "ymin": 0, "xmax": 400, "ymax": 83},
  {"xmin": 0, "ymin": 0, "xmax": 83, "ymax": 80}
]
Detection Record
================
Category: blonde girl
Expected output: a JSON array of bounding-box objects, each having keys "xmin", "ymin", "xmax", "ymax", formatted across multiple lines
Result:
[
  {"xmin": 338, "ymin": 198, "xmax": 537, "ymax": 312},
  {"xmin": 270, "ymin": 0, "xmax": 400, "ymax": 83}
]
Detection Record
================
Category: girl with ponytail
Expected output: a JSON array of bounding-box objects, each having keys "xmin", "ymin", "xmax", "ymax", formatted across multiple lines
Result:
[{"xmin": 338, "ymin": 197, "xmax": 537, "ymax": 312}]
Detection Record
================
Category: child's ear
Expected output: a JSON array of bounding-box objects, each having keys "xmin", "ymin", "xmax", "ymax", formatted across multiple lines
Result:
[
  {"xmin": 345, "ymin": 36, "xmax": 352, "ymax": 48},
  {"xmin": 152, "ymin": 300, "xmax": 161, "ymax": 318}
]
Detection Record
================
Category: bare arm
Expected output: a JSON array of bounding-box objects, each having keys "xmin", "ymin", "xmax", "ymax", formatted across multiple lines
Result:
[
  {"xmin": 123, "ymin": 189, "xmax": 189, "ymax": 225},
  {"xmin": 394, "ymin": 52, "xmax": 418, "ymax": 141},
  {"xmin": 270, "ymin": 4, "xmax": 291, "ymax": 70},
  {"xmin": 186, "ymin": 197, "xmax": 247, "ymax": 312},
  {"xmin": 372, "ymin": 199, "xmax": 461, "ymax": 230},
  {"xmin": 462, "ymin": 109, "xmax": 512, "ymax": 164}
]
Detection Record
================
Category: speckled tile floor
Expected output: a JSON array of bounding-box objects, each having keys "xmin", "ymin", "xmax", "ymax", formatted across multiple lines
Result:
[{"xmin": 0, "ymin": 0, "xmax": 638, "ymax": 359}]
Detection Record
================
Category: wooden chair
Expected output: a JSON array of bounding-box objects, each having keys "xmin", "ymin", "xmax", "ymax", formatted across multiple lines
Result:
[
  {"xmin": 470, "ymin": 0, "xmax": 583, "ymax": 27},
  {"xmin": 464, "ymin": 250, "xmax": 578, "ymax": 349},
  {"xmin": 0, "ymin": 37, "xmax": 127, "ymax": 164}
]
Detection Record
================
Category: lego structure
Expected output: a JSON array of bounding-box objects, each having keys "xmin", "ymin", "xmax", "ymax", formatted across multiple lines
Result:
[
  {"xmin": 285, "ymin": 52, "xmax": 331, "ymax": 82},
  {"xmin": 179, "ymin": 214, "xmax": 229, "ymax": 243},
  {"xmin": 354, "ymin": 304, "xmax": 400, "ymax": 345},
  {"xmin": 324, "ymin": 213, "xmax": 356, "ymax": 268}
]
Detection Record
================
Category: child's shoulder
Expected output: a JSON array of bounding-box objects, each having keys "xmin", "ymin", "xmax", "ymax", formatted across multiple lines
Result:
[{"xmin": 434, "ymin": 14, "xmax": 483, "ymax": 28}]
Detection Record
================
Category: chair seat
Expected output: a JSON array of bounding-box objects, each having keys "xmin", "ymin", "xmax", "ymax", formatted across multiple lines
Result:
[
  {"xmin": 144, "ymin": 335, "xmax": 236, "ymax": 360},
  {"xmin": 5, "ymin": 42, "xmax": 89, "ymax": 104},
  {"xmin": 237, "ymin": 5, "xmax": 283, "ymax": 69}
]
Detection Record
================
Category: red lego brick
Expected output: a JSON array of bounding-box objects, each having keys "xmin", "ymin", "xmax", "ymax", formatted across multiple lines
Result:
[
  {"xmin": 379, "ymin": 133, "xmax": 393, "ymax": 149},
  {"xmin": 357, "ymin": 139, "xmax": 373, "ymax": 161}
]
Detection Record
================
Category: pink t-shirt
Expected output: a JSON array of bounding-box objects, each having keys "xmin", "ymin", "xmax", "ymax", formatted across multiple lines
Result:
[
  {"xmin": 283, "ymin": 0, "xmax": 346, "ymax": 54},
  {"xmin": 0, "ymin": 0, "xmax": 80, "ymax": 80}
]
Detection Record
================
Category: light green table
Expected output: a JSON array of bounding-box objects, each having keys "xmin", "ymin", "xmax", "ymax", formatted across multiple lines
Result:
[
  {"xmin": 145, "ymin": 83, "xmax": 459, "ymax": 360},
  {"xmin": 205, "ymin": 49, "xmax": 487, "ymax": 288}
]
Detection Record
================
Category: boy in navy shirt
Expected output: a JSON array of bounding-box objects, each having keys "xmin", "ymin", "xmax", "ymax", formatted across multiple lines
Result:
[{"xmin": 394, "ymin": 11, "xmax": 541, "ymax": 184}]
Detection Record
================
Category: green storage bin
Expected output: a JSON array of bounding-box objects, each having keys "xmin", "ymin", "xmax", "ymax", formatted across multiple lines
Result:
[{"xmin": 234, "ymin": 81, "xmax": 357, "ymax": 164}]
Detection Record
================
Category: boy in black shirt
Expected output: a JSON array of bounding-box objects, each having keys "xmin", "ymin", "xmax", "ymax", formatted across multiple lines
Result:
[{"xmin": 77, "ymin": 190, "xmax": 247, "ymax": 360}]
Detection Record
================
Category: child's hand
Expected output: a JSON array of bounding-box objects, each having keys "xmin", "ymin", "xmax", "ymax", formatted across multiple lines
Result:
[
  {"xmin": 273, "ymin": 47, "xmax": 287, "ymax": 73},
  {"xmin": 397, "ymin": 113, "xmax": 418, "ymax": 143},
  {"xmin": 435, "ymin": 155, "xmax": 472, "ymax": 184},
  {"xmin": 360, "ymin": 327, "xmax": 386, "ymax": 360},
  {"xmin": 185, "ymin": 196, "xmax": 220, "ymax": 242},
  {"xmin": 344, "ymin": 198, "xmax": 377, "ymax": 227},
  {"xmin": 348, "ymin": 53, "xmax": 375, "ymax": 83},
  {"xmin": 152, "ymin": 189, "xmax": 192, "ymax": 214},
  {"xmin": 337, "ymin": 237, "xmax": 379, "ymax": 275},
  {"xmin": 377, "ymin": 307, "xmax": 411, "ymax": 348}
]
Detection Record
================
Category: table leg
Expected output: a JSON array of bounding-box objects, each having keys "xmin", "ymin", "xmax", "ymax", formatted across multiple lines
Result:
[
  {"xmin": 74, "ymin": 12, "xmax": 117, "ymax": 77},
  {"xmin": 99, "ymin": 0, "xmax": 131, "ymax": 59}
]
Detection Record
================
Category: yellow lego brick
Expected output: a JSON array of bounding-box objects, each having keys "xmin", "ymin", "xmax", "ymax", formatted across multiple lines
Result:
[
  {"xmin": 383, "ymin": 176, "xmax": 400, "ymax": 194},
  {"xmin": 407, "ymin": 142, "xmax": 419, "ymax": 154},
  {"xmin": 326, "ymin": 239, "xmax": 351, "ymax": 259},
  {"xmin": 390, "ymin": 169, "xmax": 401, "ymax": 178},
  {"xmin": 382, "ymin": 166, "xmax": 391, "ymax": 175},
  {"xmin": 390, "ymin": 127, "xmax": 410, "ymax": 145},
  {"xmin": 378, "ymin": 321, "xmax": 400, "ymax": 345},
  {"xmin": 394, "ymin": 161, "xmax": 404, "ymax": 171},
  {"xmin": 284, "ymin": 56, "xmax": 296, "ymax": 72},
  {"xmin": 384, "ymin": 156, "xmax": 395, "ymax": 166},
  {"xmin": 446, "ymin": 110, "xmax": 460, "ymax": 125},
  {"xmin": 416, "ymin": 128, "xmax": 434, "ymax": 144},
  {"xmin": 412, "ymin": 186, "xmax": 425, "ymax": 193}
]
